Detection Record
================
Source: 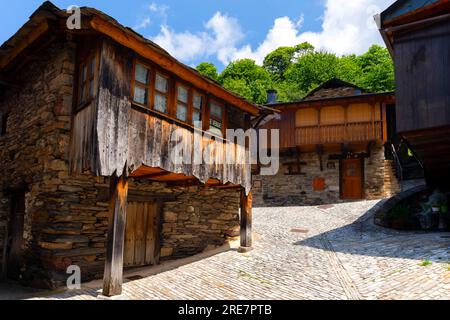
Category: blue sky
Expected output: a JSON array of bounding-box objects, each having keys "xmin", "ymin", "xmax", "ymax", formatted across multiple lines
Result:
[{"xmin": 0, "ymin": 0, "xmax": 395, "ymax": 69}]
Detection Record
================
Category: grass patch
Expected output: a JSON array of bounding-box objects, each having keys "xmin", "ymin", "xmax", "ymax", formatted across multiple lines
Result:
[
  {"xmin": 237, "ymin": 270, "xmax": 272, "ymax": 286},
  {"xmin": 419, "ymin": 260, "xmax": 432, "ymax": 267}
]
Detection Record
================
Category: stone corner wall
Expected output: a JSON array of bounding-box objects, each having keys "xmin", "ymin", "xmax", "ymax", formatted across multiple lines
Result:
[
  {"xmin": 364, "ymin": 145, "xmax": 386, "ymax": 200},
  {"xmin": 0, "ymin": 39, "xmax": 76, "ymax": 287},
  {"xmin": 253, "ymin": 145, "xmax": 398, "ymax": 207},
  {"xmin": 253, "ymin": 152, "xmax": 341, "ymax": 207},
  {"xmin": 0, "ymin": 37, "xmax": 241, "ymax": 289}
]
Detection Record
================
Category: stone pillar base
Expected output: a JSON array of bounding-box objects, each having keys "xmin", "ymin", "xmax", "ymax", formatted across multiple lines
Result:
[
  {"xmin": 97, "ymin": 294, "xmax": 129, "ymax": 300},
  {"xmin": 238, "ymin": 246, "xmax": 253, "ymax": 253}
]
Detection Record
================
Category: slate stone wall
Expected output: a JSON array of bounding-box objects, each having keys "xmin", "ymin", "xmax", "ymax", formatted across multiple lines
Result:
[
  {"xmin": 253, "ymin": 145, "xmax": 398, "ymax": 207},
  {"xmin": 0, "ymin": 40, "xmax": 240, "ymax": 288}
]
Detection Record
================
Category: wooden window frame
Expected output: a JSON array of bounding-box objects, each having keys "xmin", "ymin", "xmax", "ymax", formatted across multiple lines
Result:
[
  {"xmin": 131, "ymin": 60, "xmax": 154, "ymax": 109},
  {"xmin": 175, "ymin": 83, "xmax": 190, "ymax": 123},
  {"xmin": 130, "ymin": 59, "xmax": 231, "ymax": 135},
  {"xmin": 77, "ymin": 52, "xmax": 99, "ymax": 111},
  {"xmin": 153, "ymin": 72, "xmax": 170, "ymax": 115},
  {"xmin": 208, "ymin": 99, "xmax": 227, "ymax": 136},
  {"xmin": 192, "ymin": 91, "xmax": 205, "ymax": 127}
]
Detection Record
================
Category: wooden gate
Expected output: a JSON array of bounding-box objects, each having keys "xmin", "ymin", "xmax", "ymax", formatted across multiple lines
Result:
[
  {"xmin": 341, "ymin": 159, "xmax": 364, "ymax": 200},
  {"xmin": 124, "ymin": 202, "xmax": 160, "ymax": 268}
]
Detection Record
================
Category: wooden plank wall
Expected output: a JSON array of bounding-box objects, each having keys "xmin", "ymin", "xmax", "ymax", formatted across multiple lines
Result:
[
  {"xmin": 70, "ymin": 103, "xmax": 97, "ymax": 173},
  {"xmin": 394, "ymin": 19, "xmax": 450, "ymax": 133},
  {"xmin": 72, "ymin": 39, "xmax": 251, "ymax": 193}
]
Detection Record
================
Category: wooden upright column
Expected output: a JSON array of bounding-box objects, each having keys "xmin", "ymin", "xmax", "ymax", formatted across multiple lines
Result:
[
  {"xmin": 102, "ymin": 174, "xmax": 129, "ymax": 297},
  {"xmin": 239, "ymin": 189, "xmax": 253, "ymax": 253}
]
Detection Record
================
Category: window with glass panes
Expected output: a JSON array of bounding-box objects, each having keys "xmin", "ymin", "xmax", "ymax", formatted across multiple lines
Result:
[
  {"xmin": 154, "ymin": 73, "xmax": 169, "ymax": 114},
  {"xmin": 176, "ymin": 85, "xmax": 189, "ymax": 122},
  {"xmin": 192, "ymin": 93, "xmax": 203, "ymax": 125},
  {"xmin": 209, "ymin": 101, "xmax": 224, "ymax": 136},
  {"xmin": 78, "ymin": 55, "xmax": 97, "ymax": 107},
  {"xmin": 133, "ymin": 62, "xmax": 151, "ymax": 106}
]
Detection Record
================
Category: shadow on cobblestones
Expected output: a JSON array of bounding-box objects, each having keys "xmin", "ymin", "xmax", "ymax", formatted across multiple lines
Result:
[{"xmin": 294, "ymin": 202, "xmax": 450, "ymax": 264}]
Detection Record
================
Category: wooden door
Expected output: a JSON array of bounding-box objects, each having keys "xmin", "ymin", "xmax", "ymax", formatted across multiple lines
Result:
[
  {"xmin": 7, "ymin": 192, "xmax": 25, "ymax": 280},
  {"xmin": 124, "ymin": 202, "xmax": 160, "ymax": 268},
  {"xmin": 341, "ymin": 159, "xmax": 363, "ymax": 200}
]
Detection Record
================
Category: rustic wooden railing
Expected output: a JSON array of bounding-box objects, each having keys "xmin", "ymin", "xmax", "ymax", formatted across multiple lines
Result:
[{"xmin": 295, "ymin": 121, "xmax": 383, "ymax": 145}]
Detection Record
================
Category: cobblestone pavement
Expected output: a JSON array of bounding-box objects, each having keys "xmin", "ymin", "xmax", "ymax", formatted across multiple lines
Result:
[{"xmin": 23, "ymin": 200, "xmax": 450, "ymax": 300}]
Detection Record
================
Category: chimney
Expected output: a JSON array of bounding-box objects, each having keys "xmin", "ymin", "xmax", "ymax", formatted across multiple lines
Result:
[{"xmin": 267, "ymin": 90, "xmax": 278, "ymax": 104}]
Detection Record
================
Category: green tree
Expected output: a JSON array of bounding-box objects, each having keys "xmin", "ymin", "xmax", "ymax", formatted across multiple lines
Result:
[
  {"xmin": 284, "ymin": 51, "xmax": 340, "ymax": 96},
  {"xmin": 196, "ymin": 62, "xmax": 219, "ymax": 81},
  {"xmin": 263, "ymin": 42, "xmax": 314, "ymax": 81},
  {"xmin": 357, "ymin": 45, "xmax": 394, "ymax": 92},
  {"xmin": 336, "ymin": 54, "xmax": 363, "ymax": 85},
  {"xmin": 219, "ymin": 59, "xmax": 273, "ymax": 104}
]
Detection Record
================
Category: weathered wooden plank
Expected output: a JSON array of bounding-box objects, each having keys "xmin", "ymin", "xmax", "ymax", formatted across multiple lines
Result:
[
  {"xmin": 134, "ymin": 203, "xmax": 146, "ymax": 266},
  {"xmin": 70, "ymin": 103, "xmax": 96, "ymax": 173},
  {"xmin": 102, "ymin": 174, "xmax": 128, "ymax": 297},
  {"xmin": 144, "ymin": 203, "xmax": 155, "ymax": 265},
  {"xmin": 91, "ymin": 39, "xmax": 252, "ymax": 194},
  {"xmin": 239, "ymin": 189, "xmax": 253, "ymax": 252},
  {"xmin": 123, "ymin": 202, "xmax": 135, "ymax": 267}
]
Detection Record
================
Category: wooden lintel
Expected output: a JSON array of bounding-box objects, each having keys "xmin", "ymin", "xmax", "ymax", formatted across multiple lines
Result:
[
  {"xmin": 137, "ymin": 171, "xmax": 172, "ymax": 180},
  {"xmin": 239, "ymin": 189, "xmax": 253, "ymax": 251},
  {"xmin": 103, "ymin": 174, "xmax": 128, "ymax": 297}
]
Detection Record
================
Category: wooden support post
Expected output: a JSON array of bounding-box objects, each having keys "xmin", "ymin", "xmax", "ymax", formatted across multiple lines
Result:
[
  {"xmin": 102, "ymin": 174, "xmax": 129, "ymax": 297},
  {"xmin": 238, "ymin": 189, "xmax": 253, "ymax": 253}
]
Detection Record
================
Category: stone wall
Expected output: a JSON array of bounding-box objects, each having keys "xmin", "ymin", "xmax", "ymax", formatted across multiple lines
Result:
[
  {"xmin": 0, "ymin": 39, "xmax": 76, "ymax": 284},
  {"xmin": 0, "ymin": 39, "xmax": 240, "ymax": 288},
  {"xmin": 253, "ymin": 145, "xmax": 392, "ymax": 207},
  {"xmin": 364, "ymin": 146, "xmax": 386, "ymax": 199},
  {"xmin": 253, "ymin": 152, "xmax": 341, "ymax": 206}
]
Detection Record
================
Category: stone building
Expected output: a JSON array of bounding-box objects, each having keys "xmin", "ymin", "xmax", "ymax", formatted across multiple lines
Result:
[
  {"xmin": 253, "ymin": 79, "xmax": 400, "ymax": 206},
  {"xmin": 0, "ymin": 2, "xmax": 258, "ymax": 295}
]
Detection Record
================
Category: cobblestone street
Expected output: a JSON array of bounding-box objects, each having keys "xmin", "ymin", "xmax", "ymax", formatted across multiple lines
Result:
[{"xmin": 14, "ymin": 200, "xmax": 450, "ymax": 300}]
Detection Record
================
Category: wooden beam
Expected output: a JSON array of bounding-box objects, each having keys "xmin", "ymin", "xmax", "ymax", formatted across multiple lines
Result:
[
  {"xmin": 137, "ymin": 171, "xmax": 172, "ymax": 180},
  {"xmin": 0, "ymin": 20, "xmax": 49, "ymax": 70},
  {"xmin": 102, "ymin": 174, "xmax": 129, "ymax": 297},
  {"xmin": 381, "ymin": 103, "xmax": 388, "ymax": 143},
  {"xmin": 238, "ymin": 189, "xmax": 253, "ymax": 252},
  {"xmin": 89, "ymin": 16, "xmax": 260, "ymax": 116}
]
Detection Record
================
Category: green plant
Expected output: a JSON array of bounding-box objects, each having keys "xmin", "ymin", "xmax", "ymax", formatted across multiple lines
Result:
[{"xmin": 419, "ymin": 260, "xmax": 432, "ymax": 267}]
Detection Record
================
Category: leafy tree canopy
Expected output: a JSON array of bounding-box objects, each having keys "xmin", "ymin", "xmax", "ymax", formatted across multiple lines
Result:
[
  {"xmin": 196, "ymin": 62, "xmax": 219, "ymax": 81},
  {"xmin": 196, "ymin": 43, "xmax": 394, "ymax": 104},
  {"xmin": 218, "ymin": 59, "xmax": 273, "ymax": 104},
  {"xmin": 263, "ymin": 42, "xmax": 315, "ymax": 81}
]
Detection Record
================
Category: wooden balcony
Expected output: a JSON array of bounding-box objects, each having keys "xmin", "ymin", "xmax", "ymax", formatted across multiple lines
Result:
[{"xmin": 295, "ymin": 121, "xmax": 383, "ymax": 146}]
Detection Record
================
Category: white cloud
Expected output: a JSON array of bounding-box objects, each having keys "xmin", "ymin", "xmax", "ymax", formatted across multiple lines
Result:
[
  {"xmin": 149, "ymin": 0, "xmax": 396, "ymax": 66},
  {"xmin": 133, "ymin": 2, "xmax": 169, "ymax": 32},
  {"xmin": 151, "ymin": 12, "xmax": 244, "ymax": 65},
  {"xmin": 152, "ymin": 26, "xmax": 208, "ymax": 61},
  {"xmin": 134, "ymin": 17, "xmax": 151, "ymax": 30},
  {"xmin": 297, "ymin": 0, "xmax": 396, "ymax": 56}
]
